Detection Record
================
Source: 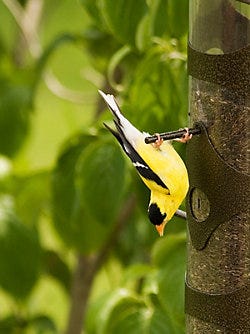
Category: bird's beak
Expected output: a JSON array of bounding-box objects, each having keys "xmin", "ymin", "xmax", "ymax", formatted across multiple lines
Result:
[{"xmin": 155, "ymin": 222, "xmax": 167, "ymax": 237}]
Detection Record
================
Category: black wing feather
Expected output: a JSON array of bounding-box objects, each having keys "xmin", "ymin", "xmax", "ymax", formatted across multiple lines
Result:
[{"xmin": 104, "ymin": 122, "xmax": 168, "ymax": 190}]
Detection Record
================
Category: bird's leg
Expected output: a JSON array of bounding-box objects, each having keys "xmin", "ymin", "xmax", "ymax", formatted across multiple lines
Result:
[
  {"xmin": 152, "ymin": 133, "xmax": 163, "ymax": 148},
  {"xmin": 174, "ymin": 127, "xmax": 193, "ymax": 143}
]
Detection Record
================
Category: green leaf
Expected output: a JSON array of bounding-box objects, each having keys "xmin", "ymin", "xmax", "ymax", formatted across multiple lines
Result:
[
  {"xmin": 77, "ymin": 139, "xmax": 126, "ymax": 226},
  {"xmin": 152, "ymin": 232, "xmax": 186, "ymax": 266},
  {"xmin": 125, "ymin": 0, "xmax": 188, "ymax": 51},
  {"xmin": 148, "ymin": 305, "xmax": 177, "ymax": 334},
  {"xmin": 0, "ymin": 83, "xmax": 32, "ymax": 157},
  {"xmin": 80, "ymin": 0, "xmax": 106, "ymax": 29},
  {"xmin": 28, "ymin": 315, "xmax": 57, "ymax": 334},
  {"xmin": 100, "ymin": 0, "xmax": 148, "ymax": 47},
  {"xmin": 0, "ymin": 314, "xmax": 58, "ymax": 334},
  {"xmin": 83, "ymin": 27, "xmax": 120, "ymax": 72},
  {"xmin": 104, "ymin": 304, "xmax": 145, "ymax": 334},
  {"xmin": 0, "ymin": 315, "xmax": 27, "ymax": 334},
  {"xmin": 86, "ymin": 289, "xmax": 143, "ymax": 334},
  {"xmin": 112, "ymin": 208, "xmax": 156, "ymax": 266},
  {"xmin": 85, "ymin": 292, "xmax": 110, "ymax": 334},
  {"xmin": 147, "ymin": 0, "xmax": 188, "ymax": 39},
  {"xmin": 0, "ymin": 155, "xmax": 12, "ymax": 193},
  {"xmin": 149, "ymin": 0, "xmax": 169, "ymax": 37},
  {"xmin": 127, "ymin": 46, "xmax": 187, "ymax": 134},
  {"xmin": 131, "ymin": 169, "xmax": 150, "ymax": 213},
  {"xmin": 0, "ymin": 196, "xmax": 41, "ymax": 300},
  {"xmin": 167, "ymin": 0, "xmax": 188, "ymax": 38},
  {"xmin": 107, "ymin": 45, "xmax": 132, "ymax": 91},
  {"xmin": 11, "ymin": 171, "xmax": 50, "ymax": 227},
  {"xmin": 101, "ymin": 293, "xmax": 146, "ymax": 334},
  {"xmin": 152, "ymin": 233, "xmax": 186, "ymax": 332},
  {"xmin": 52, "ymin": 134, "xmax": 106, "ymax": 253},
  {"xmin": 52, "ymin": 134, "xmax": 126, "ymax": 253},
  {"xmin": 122, "ymin": 263, "xmax": 154, "ymax": 286},
  {"xmin": 86, "ymin": 288, "xmax": 177, "ymax": 333},
  {"xmin": 43, "ymin": 250, "xmax": 71, "ymax": 292},
  {"xmin": 135, "ymin": 14, "xmax": 151, "ymax": 51},
  {"xmin": 52, "ymin": 134, "xmax": 94, "ymax": 224}
]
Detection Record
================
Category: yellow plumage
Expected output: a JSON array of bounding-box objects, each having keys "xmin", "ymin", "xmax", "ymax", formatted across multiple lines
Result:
[
  {"xmin": 99, "ymin": 90, "xmax": 189, "ymax": 236},
  {"xmin": 137, "ymin": 140, "xmax": 189, "ymax": 235}
]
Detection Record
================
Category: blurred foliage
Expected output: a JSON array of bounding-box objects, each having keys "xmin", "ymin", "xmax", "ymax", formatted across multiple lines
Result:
[{"xmin": 0, "ymin": 0, "xmax": 188, "ymax": 333}]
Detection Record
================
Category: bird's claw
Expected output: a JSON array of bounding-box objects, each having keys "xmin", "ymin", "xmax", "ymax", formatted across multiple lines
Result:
[
  {"xmin": 175, "ymin": 128, "xmax": 192, "ymax": 143},
  {"xmin": 152, "ymin": 133, "xmax": 163, "ymax": 149}
]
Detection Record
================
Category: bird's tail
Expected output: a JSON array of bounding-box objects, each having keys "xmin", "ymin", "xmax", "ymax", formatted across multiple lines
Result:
[
  {"xmin": 99, "ymin": 90, "xmax": 143, "ymax": 148},
  {"xmin": 100, "ymin": 90, "xmax": 168, "ymax": 191}
]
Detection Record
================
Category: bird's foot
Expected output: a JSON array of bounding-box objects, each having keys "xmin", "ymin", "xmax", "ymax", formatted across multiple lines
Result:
[
  {"xmin": 175, "ymin": 127, "xmax": 193, "ymax": 143},
  {"xmin": 152, "ymin": 133, "xmax": 163, "ymax": 148}
]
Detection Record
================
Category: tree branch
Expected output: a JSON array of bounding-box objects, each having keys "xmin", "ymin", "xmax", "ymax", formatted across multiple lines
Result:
[{"xmin": 65, "ymin": 196, "xmax": 136, "ymax": 334}]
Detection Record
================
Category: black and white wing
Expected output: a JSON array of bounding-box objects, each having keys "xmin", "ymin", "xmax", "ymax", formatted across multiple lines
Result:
[{"xmin": 100, "ymin": 90, "xmax": 168, "ymax": 190}]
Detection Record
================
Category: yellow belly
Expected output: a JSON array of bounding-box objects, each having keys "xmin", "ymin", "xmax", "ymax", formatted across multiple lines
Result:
[{"xmin": 137, "ymin": 140, "xmax": 189, "ymax": 199}]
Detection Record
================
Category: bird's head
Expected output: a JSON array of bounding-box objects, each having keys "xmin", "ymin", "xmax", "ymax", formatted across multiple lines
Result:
[{"xmin": 148, "ymin": 203, "xmax": 168, "ymax": 237}]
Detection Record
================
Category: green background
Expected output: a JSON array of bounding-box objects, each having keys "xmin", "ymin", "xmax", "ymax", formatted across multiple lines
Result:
[{"xmin": 0, "ymin": 0, "xmax": 189, "ymax": 333}]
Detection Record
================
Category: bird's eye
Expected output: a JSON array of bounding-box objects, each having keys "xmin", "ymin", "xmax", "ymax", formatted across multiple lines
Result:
[{"xmin": 148, "ymin": 203, "xmax": 167, "ymax": 226}]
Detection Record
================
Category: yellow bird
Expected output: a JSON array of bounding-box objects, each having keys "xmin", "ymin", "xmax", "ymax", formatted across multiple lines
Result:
[{"xmin": 99, "ymin": 90, "xmax": 189, "ymax": 236}]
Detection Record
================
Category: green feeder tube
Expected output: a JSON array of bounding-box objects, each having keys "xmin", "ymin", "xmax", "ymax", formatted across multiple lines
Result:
[{"xmin": 186, "ymin": 0, "xmax": 249, "ymax": 333}]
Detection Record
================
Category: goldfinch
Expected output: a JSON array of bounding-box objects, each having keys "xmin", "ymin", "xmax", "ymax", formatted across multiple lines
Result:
[{"xmin": 99, "ymin": 90, "xmax": 189, "ymax": 236}]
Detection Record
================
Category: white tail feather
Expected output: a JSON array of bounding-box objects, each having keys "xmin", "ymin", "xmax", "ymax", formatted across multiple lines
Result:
[
  {"xmin": 99, "ymin": 90, "xmax": 145, "ymax": 147},
  {"xmin": 98, "ymin": 90, "xmax": 121, "ymax": 116}
]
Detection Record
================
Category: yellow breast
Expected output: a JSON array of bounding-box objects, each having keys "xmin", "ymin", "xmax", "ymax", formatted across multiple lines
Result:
[{"xmin": 137, "ymin": 140, "xmax": 189, "ymax": 201}]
